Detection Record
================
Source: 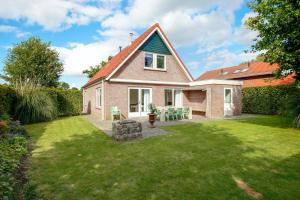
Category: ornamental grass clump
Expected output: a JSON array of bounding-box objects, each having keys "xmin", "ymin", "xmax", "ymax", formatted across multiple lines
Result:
[{"xmin": 14, "ymin": 80, "xmax": 57, "ymax": 124}]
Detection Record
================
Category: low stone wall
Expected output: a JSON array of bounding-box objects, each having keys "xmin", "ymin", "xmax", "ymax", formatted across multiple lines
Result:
[{"xmin": 112, "ymin": 120, "xmax": 142, "ymax": 141}]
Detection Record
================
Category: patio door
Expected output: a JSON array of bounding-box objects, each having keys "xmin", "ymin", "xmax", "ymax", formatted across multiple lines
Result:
[
  {"xmin": 224, "ymin": 88, "xmax": 233, "ymax": 116},
  {"xmin": 128, "ymin": 88, "xmax": 152, "ymax": 118}
]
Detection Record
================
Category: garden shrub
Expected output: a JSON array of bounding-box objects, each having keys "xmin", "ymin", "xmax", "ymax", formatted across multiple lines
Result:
[
  {"xmin": 44, "ymin": 88, "xmax": 82, "ymax": 116},
  {"xmin": 0, "ymin": 120, "xmax": 8, "ymax": 136},
  {"xmin": 15, "ymin": 83, "xmax": 58, "ymax": 124},
  {"xmin": 242, "ymin": 85, "xmax": 300, "ymax": 115},
  {"xmin": 0, "ymin": 85, "xmax": 16, "ymax": 117},
  {"xmin": 0, "ymin": 84, "xmax": 82, "ymax": 124},
  {"xmin": 7, "ymin": 120, "xmax": 27, "ymax": 136},
  {"xmin": 0, "ymin": 136, "xmax": 27, "ymax": 199}
]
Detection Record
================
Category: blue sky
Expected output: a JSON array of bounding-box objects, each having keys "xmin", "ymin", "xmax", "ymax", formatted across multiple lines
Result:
[{"xmin": 0, "ymin": 0, "xmax": 258, "ymax": 88}]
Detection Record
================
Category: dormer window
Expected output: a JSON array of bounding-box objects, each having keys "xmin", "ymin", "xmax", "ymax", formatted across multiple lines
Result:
[
  {"xmin": 144, "ymin": 52, "xmax": 166, "ymax": 71},
  {"xmin": 222, "ymin": 71, "xmax": 228, "ymax": 75}
]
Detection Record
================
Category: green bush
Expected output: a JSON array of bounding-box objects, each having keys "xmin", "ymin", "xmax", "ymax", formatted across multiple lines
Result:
[
  {"xmin": 15, "ymin": 88, "xmax": 58, "ymax": 124},
  {"xmin": 0, "ymin": 84, "xmax": 82, "ymax": 124},
  {"xmin": 44, "ymin": 88, "xmax": 82, "ymax": 116},
  {"xmin": 0, "ymin": 85, "xmax": 16, "ymax": 117},
  {"xmin": 242, "ymin": 85, "xmax": 300, "ymax": 115},
  {"xmin": 0, "ymin": 136, "xmax": 27, "ymax": 199}
]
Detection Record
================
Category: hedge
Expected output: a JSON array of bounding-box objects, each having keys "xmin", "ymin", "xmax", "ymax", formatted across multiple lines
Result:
[
  {"xmin": 0, "ymin": 85, "xmax": 82, "ymax": 120},
  {"xmin": 43, "ymin": 88, "xmax": 82, "ymax": 116},
  {"xmin": 242, "ymin": 85, "xmax": 300, "ymax": 115},
  {"xmin": 0, "ymin": 85, "xmax": 16, "ymax": 116}
]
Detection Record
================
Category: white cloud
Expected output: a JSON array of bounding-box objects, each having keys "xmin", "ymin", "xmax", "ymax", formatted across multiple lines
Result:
[
  {"xmin": 233, "ymin": 12, "xmax": 258, "ymax": 45},
  {"xmin": 0, "ymin": 0, "xmax": 120, "ymax": 31},
  {"xmin": 0, "ymin": 25, "xmax": 30, "ymax": 38},
  {"xmin": 54, "ymin": 37, "xmax": 131, "ymax": 75},
  {"xmin": 50, "ymin": 1, "xmax": 259, "ymax": 76},
  {"xmin": 187, "ymin": 61, "xmax": 201, "ymax": 71},
  {"xmin": 100, "ymin": 0, "xmax": 244, "ymax": 49},
  {"xmin": 203, "ymin": 49, "xmax": 261, "ymax": 69}
]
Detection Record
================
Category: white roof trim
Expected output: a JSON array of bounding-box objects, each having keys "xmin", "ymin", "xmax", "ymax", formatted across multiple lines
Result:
[
  {"xmin": 105, "ymin": 26, "xmax": 194, "ymax": 81},
  {"xmin": 190, "ymin": 79, "xmax": 243, "ymax": 86},
  {"xmin": 110, "ymin": 78, "xmax": 243, "ymax": 86},
  {"xmin": 110, "ymin": 78, "xmax": 190, "ymax": 86}
]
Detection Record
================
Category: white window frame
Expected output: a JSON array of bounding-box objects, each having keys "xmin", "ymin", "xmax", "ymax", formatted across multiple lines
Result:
[
  {"xmin": 95, "ymin": 87, "xmax": 102, "ymax": 108},
  {"xmin": 144, "ymin": 52, "xmax": 167, "ymax": 71},
  {"xmin": 164, "ymin": 88, "xmax": 182, "ymax": 107},
  {"xmin": 128, "ymin": 87, "xmax": 153, "ymax": 118}
]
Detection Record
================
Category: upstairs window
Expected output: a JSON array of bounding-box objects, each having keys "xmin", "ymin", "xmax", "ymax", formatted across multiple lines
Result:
[
  {"xmin": 145, "ymin": 53, "xmax": 153, "ymax": 68},
  {"xmin": 144, "ymin": 52, "xmax": 166, "ymax": 70},
  {"xmin": 157, "ymin": 55, "xmax": 165, "ymax": 69}
]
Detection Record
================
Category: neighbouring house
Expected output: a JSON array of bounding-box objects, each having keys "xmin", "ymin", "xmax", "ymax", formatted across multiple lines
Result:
[
  {"xmin": 82, "ymin": 23, "xmax": 243, "ymax": 120},
  {"xmin": 197, "ymin": 61, "xmax": 295, "ymax": 88}
]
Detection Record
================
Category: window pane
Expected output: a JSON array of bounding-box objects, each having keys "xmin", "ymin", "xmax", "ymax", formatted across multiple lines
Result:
[
  {"xmin": 225, "ymin": 89, "xmax": 232, "ymax": 103},
  {"xmin": 96, "ymin": 88, "xmax": 102, "ymax": 107},
  {"xmin": 145, "ymin": 53, "xmax": 153, "ymax": 68},
  {"xmin": 130, "ymin": 89, "xmax": 139, "ymax": 112},
  {"xmin": 165, "ymin": 89, "xmax": 173, "ymax": 106},
  {"xmin": 157, "ymin": 55, "xmax": 165, "ymax": 69}
]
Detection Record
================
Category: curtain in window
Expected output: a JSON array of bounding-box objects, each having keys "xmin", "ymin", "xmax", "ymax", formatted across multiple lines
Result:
[
  {"xmin": 174, "ymin": 90, "xmax": 182, "ymax": 107},
  {"xmin": 142, "ymin": 89, "xmax": 150, "ymax": 112},
  {"xmin": 225, "ymin": 89, "xmax": 232, "ymax": 104}
]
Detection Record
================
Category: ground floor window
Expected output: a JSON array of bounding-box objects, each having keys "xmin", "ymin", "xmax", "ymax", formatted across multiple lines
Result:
[
  {"xmin": 96, "ymin": 88, "xmax": 102, "ymax": 107},
  {"xmin": 164, "ymin": 89, "xmax": 182, "ymax": 107}
]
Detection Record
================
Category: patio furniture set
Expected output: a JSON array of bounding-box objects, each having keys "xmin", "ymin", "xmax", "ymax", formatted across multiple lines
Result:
[
  {"xmin": 111, "ymin": 106, "xmax": 192, "ymax": 121},
  {"xmin": 154, "ymin": 107, "xmax": 191, "ymax": 121}
]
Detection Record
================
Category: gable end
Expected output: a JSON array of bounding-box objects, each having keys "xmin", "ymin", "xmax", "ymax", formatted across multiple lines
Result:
[{"xmin": 139, "ymin": 31, "xmax": 171, "ymax": 55}]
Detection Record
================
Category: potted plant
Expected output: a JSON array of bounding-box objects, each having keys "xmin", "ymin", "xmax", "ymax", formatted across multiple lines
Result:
[{"xmin": 148, "ymin": 103, "xmax": 157, "ymax": 128}]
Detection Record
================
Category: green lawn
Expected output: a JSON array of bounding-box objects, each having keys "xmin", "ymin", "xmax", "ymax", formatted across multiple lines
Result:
[{"xmin": 26, "ymin": 116, "xmax": 300, "ymax": 200}]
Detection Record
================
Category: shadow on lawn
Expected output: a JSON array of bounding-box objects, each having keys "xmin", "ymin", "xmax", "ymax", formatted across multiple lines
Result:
[{"xmin": 29, "ymin": 121, "xmax": 300, "ymax": 200}]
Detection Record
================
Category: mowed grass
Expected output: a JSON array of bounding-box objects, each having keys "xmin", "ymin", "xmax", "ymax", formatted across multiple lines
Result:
[{"xmin": 26, "ymin": 116, "xmax": 300, "ymax": 200}]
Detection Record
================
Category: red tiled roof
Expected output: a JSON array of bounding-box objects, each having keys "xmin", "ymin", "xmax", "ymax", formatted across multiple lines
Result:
[
  {"xmin": 84, "ymin": 23, "xmax": 193, "ymax": 87},
  {"xmin": 243, "ymin": 74, "xmax": 295, "ymax": 87},
  {"xmin": 197, "ymin": 61, "xmax": 295, "ymax": 87},
  {"xmin": 197, "ymin": 61, "xmax": 280, "ymax": 81}
]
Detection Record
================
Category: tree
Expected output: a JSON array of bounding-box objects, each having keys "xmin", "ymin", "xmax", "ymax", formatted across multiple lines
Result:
[
  {"xmin": 83, "ymin": 56, "xmax": 113, "ymax": 78},
  {"xmin": 2, "ymin": 37, "xmax": 63, "ymax": 87},
  {"xmin": 247, "ymin": 0, "xmax": 300, "ymax": 80},
  {"xmin": 58, "ymin": 82, "xmax": 70, "ymax": 89}
]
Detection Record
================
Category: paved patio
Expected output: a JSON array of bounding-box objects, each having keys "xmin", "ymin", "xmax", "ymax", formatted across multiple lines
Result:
[{"xmin": 85, "ymin": 115, "xmax": 210, "ymax": 138}]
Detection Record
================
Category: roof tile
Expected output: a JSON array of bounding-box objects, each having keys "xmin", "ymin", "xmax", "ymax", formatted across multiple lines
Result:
[{"xmin": 197, "ymin": 62, "xmax": 280, "ymax": 80}]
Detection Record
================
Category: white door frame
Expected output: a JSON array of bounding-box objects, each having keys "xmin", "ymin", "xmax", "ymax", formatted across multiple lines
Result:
[
  {"xmin": 224, "ymin": 88, "xmax": 233, "ymax": 116},
  {"xmin": 128, "ymin": 87, "xmax": 152, "ymax": 118}
]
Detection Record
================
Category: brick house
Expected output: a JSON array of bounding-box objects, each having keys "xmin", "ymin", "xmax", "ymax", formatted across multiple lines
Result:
[
  {"xmin": 197, "ymin": 61, "xmax": 295, "ymax": 87},
  {"xmin": 82, "ymin": 23, "xmax": 243, "ymax": 120}
]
